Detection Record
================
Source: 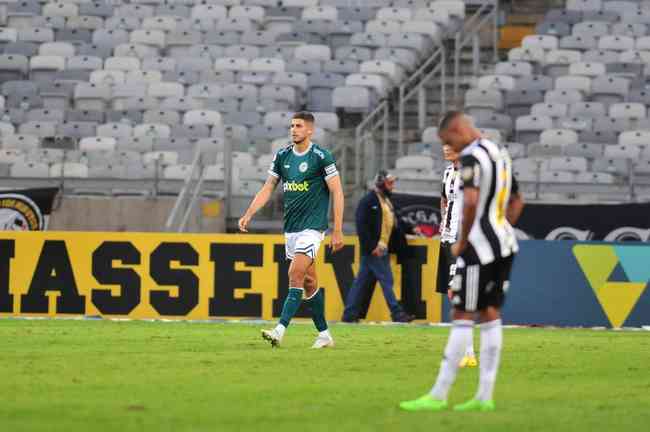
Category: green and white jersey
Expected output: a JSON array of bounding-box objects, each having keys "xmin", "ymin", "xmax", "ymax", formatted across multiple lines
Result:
[{"xmin": 268, "ymin": 142, "xmax": 338, "ymax": 234}]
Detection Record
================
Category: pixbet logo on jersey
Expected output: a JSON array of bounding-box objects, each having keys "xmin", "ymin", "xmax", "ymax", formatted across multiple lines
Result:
[{"xmin": 283, "ymin": 181, "xmax": 310, "ymax": 192}]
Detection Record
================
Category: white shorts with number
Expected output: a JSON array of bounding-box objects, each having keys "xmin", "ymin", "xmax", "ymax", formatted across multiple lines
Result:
[{"xmin": 284, "ymin": 229, "xmax": 325, "ymax": 261}]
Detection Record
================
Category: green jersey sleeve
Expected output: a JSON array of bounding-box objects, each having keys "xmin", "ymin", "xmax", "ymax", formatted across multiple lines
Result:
[
  {"xmin": 319, "ymin": 148, "xmax": 338, "ymax": 180},
  {"xmin": 268, "ymin": 150, "xmax": 282, "ymax": 180}
]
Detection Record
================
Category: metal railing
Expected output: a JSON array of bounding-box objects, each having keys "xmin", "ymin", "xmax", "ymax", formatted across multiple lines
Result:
[
  {"xmin": 397, "ymin": 47, "xmax": 446, "ymax": 155},
  {"xmin": 354, "ymin": 101, "xmax": 389, "ymax": 188},
  {"xmin": 164, "ymin": 145, "xmax": 205, "ymax": 232},
  {"xmin": 453, "ymin": 0, "xmax": 500, "ymax": 101}
]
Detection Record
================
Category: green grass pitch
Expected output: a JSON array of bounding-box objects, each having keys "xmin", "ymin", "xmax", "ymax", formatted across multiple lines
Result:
[{"xmin": 1, "ymin": 319, "xmax": 649, "ymax": 432}]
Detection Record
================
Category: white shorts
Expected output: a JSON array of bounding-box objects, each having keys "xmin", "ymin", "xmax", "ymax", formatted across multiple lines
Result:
[{"xmin": 284, "ymin": 229, "xmax": 325, "ymax": 261}]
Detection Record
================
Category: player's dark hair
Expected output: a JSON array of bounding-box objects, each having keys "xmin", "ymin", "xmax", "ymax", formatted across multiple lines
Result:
[
  {"xmin": 438, "ymin": 110, "xmax": 464, "ymax": 132},
  {"xmin": 292, "ymin": 111, "xmax": 315, "ymax": 123}
]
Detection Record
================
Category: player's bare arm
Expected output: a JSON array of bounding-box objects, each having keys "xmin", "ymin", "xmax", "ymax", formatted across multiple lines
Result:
[
  {"xmin": 506, "ymin": 192, "xmax": 524, "ymax": 225},
  {"xmin": 452, "ymin": 187, "xmax": 479, "ymax": 257},
  {"xmin": 238, "ymin": 175, "xmax": 279, "ymax": 232},
  {"xmin": 326, "ymin": 174, "xmax": 344, "ymax": 253}
]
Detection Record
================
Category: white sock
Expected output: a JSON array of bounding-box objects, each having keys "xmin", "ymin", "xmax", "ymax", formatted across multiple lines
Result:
[
  {"xmin": 429, "ymin": 320, "xmax": 474, "ymax": 400},
  {"xmin": 319, "ymin": 329, "xmax": 332, "ymax": 339},
  {"xmin": 274, "ymin": 323, "xmax": 286, "ymax": 339},
  {"xmin": 466, "ymin": 338, "xmax": 476, "ymax": 357},
  {"xmin": 475, "ymin": 319, "xmax": 503, "ymax": 401}
]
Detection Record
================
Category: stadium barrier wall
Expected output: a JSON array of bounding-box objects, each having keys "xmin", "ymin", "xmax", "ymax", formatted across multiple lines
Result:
[
  {"xmin": 0, "ymin": 232, "xmax": 441, "ymax": 322},
  {"xmin": 48, "ymin": 197, "xmax": 226, "ymax": 232},
  {"xmin": 442, "ymin": 241, "xmax": 650, "ymax": 328}
]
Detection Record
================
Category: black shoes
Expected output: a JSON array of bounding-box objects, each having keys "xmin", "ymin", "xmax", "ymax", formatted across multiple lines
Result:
[{"xmin": 393, "ymin": 312, "xmax": 416, "ymax": 323}]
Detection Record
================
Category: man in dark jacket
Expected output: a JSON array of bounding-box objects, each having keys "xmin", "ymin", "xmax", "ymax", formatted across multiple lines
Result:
[{"xmin": 342, "ymin": 170, "xmax": 416, "ymax": 323}]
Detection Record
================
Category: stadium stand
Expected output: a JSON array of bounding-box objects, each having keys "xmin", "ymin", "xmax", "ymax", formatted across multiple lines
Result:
[
  {"xmin": 411, "ymin": 0, "xmax": 650, "ymax": 202},
  {"xmin": 0, "ymin": 0, "xmax": 463, "ymax": 200}
]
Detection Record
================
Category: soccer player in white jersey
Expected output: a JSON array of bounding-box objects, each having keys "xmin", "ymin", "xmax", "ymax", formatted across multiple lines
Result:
[
  {"xmin": 401, "ymin": 111, "xmax": 524, "ymax": 412},
  {"xmin": 438, "ymin": 144, "xmax": 478, "ymax": 368},
  {"xmin": 238, "ymin": 112, "xmax": 345, "ymax": 348}
]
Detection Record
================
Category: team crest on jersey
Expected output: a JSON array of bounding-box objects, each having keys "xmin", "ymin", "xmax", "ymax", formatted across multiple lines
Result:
[{"xmin": 299, "ymin": 162, "xmax": 308, "ymax": 172}]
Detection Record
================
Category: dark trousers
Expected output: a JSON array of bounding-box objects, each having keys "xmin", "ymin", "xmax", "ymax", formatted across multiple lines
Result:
[
  {"xmin": 436, "ymin": 241, "xmax": 456, "ymax": 294},
  {"xmin": 343, "ymin": 254, "xmax": 404, "ymax": 320}
]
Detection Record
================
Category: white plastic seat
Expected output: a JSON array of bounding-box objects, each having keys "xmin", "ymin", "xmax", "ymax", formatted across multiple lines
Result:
[
  {"xmin": 264, "ymin": 111, "xmax": 292, "ymax": 128},
  {"xmin": 125, "ymin": 70, "xmax": 162, "ymax": 85},
  {"xmin": 367, "ymin": 20, "xmax": 402, "ymax": 34},
  {"xmin": 11, "ymin": 161, "xmax": 49, "ymax": 178},
  {"xmin": 509, "ymin": 47, "xmax": 546, "ymax": 64},
  {"xmin": 376, "ymin": 7, "xmax": 412, "ymax": 22},
  {"xmin": 531, "ymin": 102, "xmax": 568, "ymax": 118},
  {"xmin": 332, "ymin": 86, "xmax": 374, "ymax": 112},
  {"xmin": 229, "ymin": 5, "xmax": 265, "ymax": 23},
  {"xmin": 401, "ymin": 21, "xmax": 441, "ymax": 43},
  {"xmin": 395, "ymin": 155, "xmax": 434, "ymax": 170},
  {"xmin": 50, "ymin": 162, "xmax": 89, "ymax": 178},
  {"xmin": 97, "ymin": 123, "xmax": 133, "ymax": 139},
  {"xmin": 604, "ymin": 144, "xmax": 642, "ymax": 159},
  {"xmin": 302, "ymin": 5, "xmax": 337, "ymax": 21},
  {"xmin": 598, "ymin": 35, "xmax": 635, "ymax": 52},
  {"xmin": 477, "ymin": 75, "xmax": 516, "ymax": 92},
  {"xmin": 555, "ymin": 76, "xmax": 592, "ymax": 95},
  {"xmin": 39, "ymin": 42, "xmax": 75, "ymax": 58},
  {"xmin": 79, "ymin": 137, "xmax": 117, "ymax": 152},
  {"xmin": 130, "ymin": 29, "xmax": 166, "ymax": 49},
  {"xmin": 142, "ymin": 16, "xmax": 178, "ymax": 32},
  {"xmin": 142, "ymin": 57, "xmax": 176, "ymax": 72},
  {"xmin": 345, "ymin": 73, "xmax": 390, "ymax": 97},
  {"xmin": 359, "ymin": 60, "xmax": 404, "ymax": 84},
  {"xmin": 522, "ymin": 35, "xmax": 559, "ymax": 51},
  {"xmin": 575, "ymin": 171, "xmax": 616, "ymax": 184},
  {"xmin": 105, "ymin": 56, "xmax": 141, "ymax": 72},
  {"xmin": 294, "ymin": 45, "xmax": 331, "ymax": 62},
  {"xmin": 566, "ymin": 0, "xmax": 603, "ymax": 11},
  {"xmin": 214, "ymin": 57, "xmax": 250, "ymax": 72},
  {"xmin": 191, "ymin": 5, "xmax": 227, "ymax": 21},
  {"xmin": 43, "ymin": 3, "xmax": 79, "ymax": 18},
  {"xmin": 143, "ymin": 151, "xmax": 179, "ymax": 166},
  {"xmin": 540, "ymin": 170, "xmax": 575, "ymax": 183},
  {"xmin": 183, "ymin": 110, "xmax": 223, "ymax": 127},
  {"xmin": 148, "ymin": 82, "xmax": 184, "ymax": 99},
  {"xmin": 569, "ymin": 102, "xmax": 606, "ymax": 118},
  {"xmin": 494, "ymin": 61, "xmax": 533, "ymax": 77},
  {"xmin": 619, "ymin": 130, "xmax": 650, "ymax": 147},
  {"xmin": 547, "ymin": 156, "xmax": 588, "ymax": 172},
  {"xmin": 568, "ymin": 61, "xmax": 605, "ymax": 77},
  {"xmin": 540, "ymin": 129, "xmax": 579, "ymax": 147},
  {"xmin": 2, "ymin": 134, "xmax": 39, "ymax": 151},
  {"xmin": 609, "ymin": 103, "xmax": 646, "ymax": 119}
]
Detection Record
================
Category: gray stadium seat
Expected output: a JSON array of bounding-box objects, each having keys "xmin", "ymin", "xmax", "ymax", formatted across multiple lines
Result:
[
  {"xmin": 505, "ymin": 89, "xmax": 545, "ymax": 118},
  {"xmin": 531, "ymin": 102, "xmax": 568, "ymax": 119},
  {"xmin": 516, "ymin": 115, "xmax": 554, "ymax": 144}
]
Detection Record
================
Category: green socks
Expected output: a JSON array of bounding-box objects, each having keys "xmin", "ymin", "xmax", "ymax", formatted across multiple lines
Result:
[
  {"xmin": 305, "ymin": 288, "xmax": 328, "ymax": 332},
  {"xmin": 279, "ymin": 287, "xmax": 303, "ymax": 327}
]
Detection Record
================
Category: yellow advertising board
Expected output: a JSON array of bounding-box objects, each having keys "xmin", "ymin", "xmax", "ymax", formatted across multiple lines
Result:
[{"xmin": 0, "ymin": 232, "xmax": 441, "ymax": 322}]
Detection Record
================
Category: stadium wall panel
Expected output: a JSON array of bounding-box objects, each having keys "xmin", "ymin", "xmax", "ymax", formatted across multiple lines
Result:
[{"xmin": 443, "ymin": 241, "xmax": 650, "ymax": 328}]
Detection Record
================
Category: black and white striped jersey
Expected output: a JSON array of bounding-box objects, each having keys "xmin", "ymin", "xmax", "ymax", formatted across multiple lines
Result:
[
  {"xmin": 440, "ymin": 164, "xmax": 462, "ymax": 243},
  {"xmin": 458, "ymin": 138, "xmax": 519, "ymax": 265}
]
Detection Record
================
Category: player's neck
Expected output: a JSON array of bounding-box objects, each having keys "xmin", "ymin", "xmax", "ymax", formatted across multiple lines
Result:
[{"xmin": 293, "ymin": 138, "xmax": 312, "ymax": 153}]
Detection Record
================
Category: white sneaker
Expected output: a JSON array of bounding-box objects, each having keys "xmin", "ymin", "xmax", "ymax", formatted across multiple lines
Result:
[
  {"xmin": 261, "ymin": 328, "xmax": 282, "ymax": 347},
  {"xmin": 311, "ymin": 335, "xmax": 335, "ymax": 349}
]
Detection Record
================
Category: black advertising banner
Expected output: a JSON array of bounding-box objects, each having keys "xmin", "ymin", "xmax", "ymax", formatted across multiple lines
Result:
[
  {"xmin": 0, "ymin": 188, "xmax": 59, "ymax": 231},
  {"xmin": 392, "ymin": 193, "xmax": 650, "ymax": 241},
  {"xmin": 515, "ymin": 202, "xmax": 650, "ymax": 241},
  {"xmin": 391, "ymin": 193, "xmax": 442, "ymax": 238}
]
